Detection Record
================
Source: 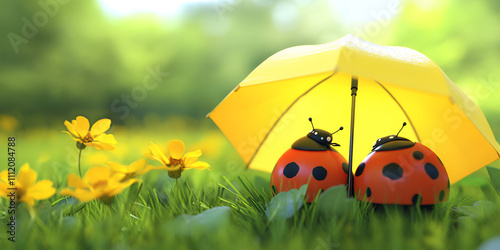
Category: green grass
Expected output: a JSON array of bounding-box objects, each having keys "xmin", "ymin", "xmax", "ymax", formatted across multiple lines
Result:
[{"xmin": 1, "ymin": 123, "xmax": 500, "ymax": 249}]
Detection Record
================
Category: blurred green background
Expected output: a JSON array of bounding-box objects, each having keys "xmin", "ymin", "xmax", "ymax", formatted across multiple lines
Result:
[{"xmin": 1, "ymin": 0, "xmax": 499, "ymax": 138}]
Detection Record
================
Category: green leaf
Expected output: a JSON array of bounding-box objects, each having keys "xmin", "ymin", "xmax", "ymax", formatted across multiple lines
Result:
[
  {"xmin": 163, "ymin": 206, "xmax": 231, "ymax": 237},
  {"xmin": 454, "ymin": 200, "xmax": 497, "ymax": 223},
  {"xmin": 456, "ymin": 174, "xmax": 490, "ymax": 187},
  {"xmin": 486, "ymin": 166, "xmax": 500, "ymax": 193},
  {"xmin": 265, "ymin": 185, "xmax": 307, "ymax": 222},
  {"xmin": 316, "ymin": 185, "xmax": 356, "ymax": 218}
]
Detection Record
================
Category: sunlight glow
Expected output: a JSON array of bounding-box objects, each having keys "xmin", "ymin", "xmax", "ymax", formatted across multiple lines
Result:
[
  {"xmin": 98, "ymin": 0, "xmax": 217, "ymax": 17},
  {"xmin": 329, "ymin": 0, "xmax": 401, "ymax": 25}
]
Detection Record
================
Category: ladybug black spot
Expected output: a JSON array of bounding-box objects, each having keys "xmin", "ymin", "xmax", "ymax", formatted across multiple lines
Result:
[
  {"xmin": 439, "ymin": 190, "xmax": 445, "ymax": 202},
  {"xmin": 312, "ymin": 166, "xmax": 327, "ymax": 181},
  {"xmin": 283, "ymin": 162, "xmax": 300, "ymax": 178},
  {"xmin": 382, "ymin": 163, "xmax": 403, "ymax": 180},
  {"xmin": 425, "ymin": 163, "xmax": 439, "ymax": 180},
  {"xmin": 355, "ymin": 163, "xmax": 365, "ymax": 177},
  {"xmin": 366, "ymin": 187, "xmax": 372, "ymax": 198},
  {"xmin": 342, "ymin": 162, "xmax": 349, "ymax": 174},
  {"xmin": 412, "ymin": 194, "xmax": 422, "ymax": 205},
  {"xmin": 272, "ymin": 185, "xmax": 278, "ymax": 195},
  {"xmin": 412, "ymin": 151, "xmax": 424, "ymax": 160}
]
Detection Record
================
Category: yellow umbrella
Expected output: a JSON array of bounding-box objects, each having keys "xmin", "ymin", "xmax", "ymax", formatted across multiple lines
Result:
[{"xmin": 207, "ymin": 34, "xmax": 500, "ymax": 191}]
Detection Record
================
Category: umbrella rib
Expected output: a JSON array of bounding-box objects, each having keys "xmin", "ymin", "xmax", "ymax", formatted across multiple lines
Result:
[
  {"xmin": 246, "ymin": 72, "xmax": 336, "ymax": 168},
  {"xmin": 374, "ymin": 80, "xmax": 421, "ymax": 142}
]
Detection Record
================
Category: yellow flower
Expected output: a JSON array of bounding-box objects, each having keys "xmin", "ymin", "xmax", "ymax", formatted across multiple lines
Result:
[
  {"xmin": 63, "ymin": 116, "xmax": 117, "ymax": 150},
  {"xmin": 107, "ymin": 159, "xmax": 162, "ymax": 181},
  {"xmin": 0, "ymin": 164, "xmax": 55, "ymax": 206},
  {"xmin": 60, "ymin": 166, "xmax": 137, "ymax": 204},
  {"xmin": 0, "ymin": 115, "xmax": 19, "ymax": 132},
  {"xmin": 146, "ymin": 140, "xmax": 210, "ymax": 179}
]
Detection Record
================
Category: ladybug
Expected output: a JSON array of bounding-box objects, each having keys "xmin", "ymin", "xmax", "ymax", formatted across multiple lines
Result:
[
  {"xmin": 271, "ymin": 118, "xmax": 349, "ymax": 202},
  {"xmin": 353, "ymin": 122, "xmax": 450, "ymax": 205}
]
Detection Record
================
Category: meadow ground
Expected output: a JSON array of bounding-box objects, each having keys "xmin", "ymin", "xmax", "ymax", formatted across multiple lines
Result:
[{"xmin": 1, "ymin": 118, "xmax": 500, "ymax": 250}]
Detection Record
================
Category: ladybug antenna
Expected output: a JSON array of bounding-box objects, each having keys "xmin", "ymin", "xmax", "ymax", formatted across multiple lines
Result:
[
  {"xmin": 396, "ymin": 122, "xmax": 407, "ymax": 137},
  {"xmin": 308, "ymin": 117, "xmax": 315, "ymax": 130},
  {"xmin": 331, "ymin": 126, "xmax": 343, "ymax": 136},
  {"xmin": 330, "ymin": 126, "xmax": 343, "ymax": 147}
]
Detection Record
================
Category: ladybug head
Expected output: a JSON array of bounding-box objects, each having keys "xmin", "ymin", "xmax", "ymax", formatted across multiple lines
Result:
[
  {"xmin": 291, "ymin": 118, "xmax": 343, "ymax": 151},
  {"xmin": 307, "ymin": 117, "xmax": 343, "ymax": 147},
  {"xmin": 372, "ymin": 122, "xmax": 415, "ymax": 151}
]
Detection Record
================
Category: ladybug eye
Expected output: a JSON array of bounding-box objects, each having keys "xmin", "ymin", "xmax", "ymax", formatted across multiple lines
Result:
[
  {"xmin": 327, "ymin": 137, "xmax": 331, "ymax": 142},
  {"xmin": 314, "ymin": 132, "xmax": 318, "ymax": 135}
]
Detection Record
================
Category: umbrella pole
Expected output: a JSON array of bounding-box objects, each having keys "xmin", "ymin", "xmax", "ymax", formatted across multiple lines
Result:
[{"xmin": 347, "ymin": 77, "xmax": 358, "ymax": 198}]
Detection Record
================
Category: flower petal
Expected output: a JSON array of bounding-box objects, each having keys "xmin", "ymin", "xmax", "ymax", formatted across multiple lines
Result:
[
  {"xmin": 107, "ymin": 162, "xmax": 127, "ymax": 173},
  {"xmin": 74, "ymin": 116, "xmax": 90, "ymax": 138},
  {"xmin": 129, "ymin": 159, "xmax": 147, "ymax": 173},
  {"xmin": 85, "ymin": 166, "xmax": 112, "ymax": 185},
  {"xmin": 67, "ymin": 173, "xmax": 88, "ymax": 188},
  {"xmin": 186, "ymin": 161, "xmax": 210, "ymax": 170},
  {"xmin": 0, "ymin": 170, "xmax": 8, "ymax": 183},
  {"xmin": 17, "ymin": 164, "xmax": 37, "ymax": 188},
  {"xmin": 62, "ymin": 131, "xmax": 81, "ymax": 141},
  {"xmin": 0, "ymin": 182, "xmax": 9, "ymax": 197},
  {"xmin": 168, "ymin": 140, "xmax": 185, "ymax": 159},
  {"xmin": 92, "ymin": 134, "xmax": 117, "ymax": 150},
  {"xmin": 144, "ymin": 152, "xmax": 160, "ymax": 162},
  {"xmin": 107, "ymin": 178, "xmax": 138, "ymax": 196},
  {"xmin": 86, "ymin": 141, "xmax": 115, "ymax": 151},
  {"xmin": 148, "ymin": 143, "xmax": 170, "ymax": 165},
  {"xmin": 99, "ymin": 133, "xmax": 117, "ymax": 144},
  {"xmin": 64, "ymin": 120, "xmax": 79, "ymax": 138},
  {"xmin": 61, "ymin": 188, "xmax": 96, "ymax": 202},
  {"xmin": 84, "ymin": 142, "xmax": 103, "ymax": 150},
  {"xmin": 26, "ymin": 180, "xmax": 56, "ymax": 200},
  {"xmin": 136, "ymin": 165, "xmax": 163, "ymax": 175},
  {"xmin": 90, "ymin": 119, "xmax": 111, "ymax": 137},
  {"xmin": 20, "ymin": 195, "xmax": 35, "ymax": 206},
  {"xmin": 183, "ymin": 150, "xmax": 202, "ymax": 165}
]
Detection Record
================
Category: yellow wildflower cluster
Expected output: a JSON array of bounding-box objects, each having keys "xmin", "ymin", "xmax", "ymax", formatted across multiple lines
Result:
[
  {"xmin": 0, "ymin": 164, "xmax": 56, "ymax": 207},
  {"xmin": 61, "ymin": 166, "xmax": 138, "ymax": 204},
  {"xmin": 0, "ymin": 115, "xmax": 210, "ymax": 211}
]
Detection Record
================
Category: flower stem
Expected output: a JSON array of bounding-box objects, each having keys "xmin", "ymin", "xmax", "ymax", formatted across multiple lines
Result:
[
  {"xmin": 176, "ymin": 178, "xmax": 180, "ymax": 198},
  {"xmin": 78, "ymin": 149, "xmax": 83, "ymax": 178},
  {"xmin": 128, "ymin": 183, "xmax": 143, "ymax": 212}
]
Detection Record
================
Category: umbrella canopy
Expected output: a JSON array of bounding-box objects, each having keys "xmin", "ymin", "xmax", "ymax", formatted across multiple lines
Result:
[{"xmin": 208, "ymin": 34, "xmax": 500, "ymax": 185}]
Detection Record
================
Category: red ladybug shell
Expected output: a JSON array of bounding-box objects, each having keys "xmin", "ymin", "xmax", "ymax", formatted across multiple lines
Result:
[
  {"xmin": 354, "ymin": 142, "xmax": 450, "ymax": 205},
  {"xmin": 271, "ymin": 148, "xmax": 348, "ymax": 202}
]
